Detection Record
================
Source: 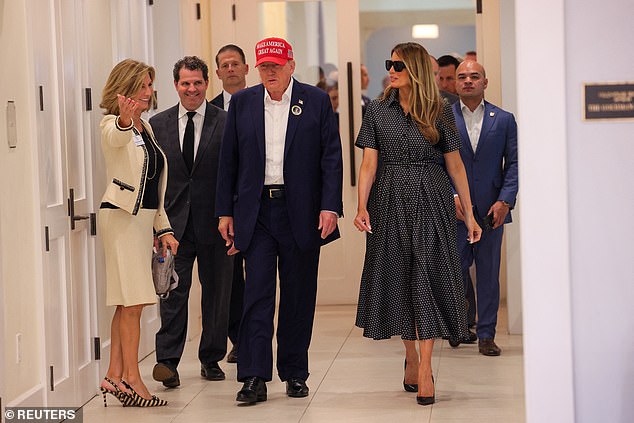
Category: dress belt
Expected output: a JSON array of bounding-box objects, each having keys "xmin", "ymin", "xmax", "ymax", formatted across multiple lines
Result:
[
  {"xmin": 263, "ymin": 185, "xmax": 285, "ymax": 199},
  {"xmin": 382, "ymin": 161, "xmax": 436, "ymax": 166}
]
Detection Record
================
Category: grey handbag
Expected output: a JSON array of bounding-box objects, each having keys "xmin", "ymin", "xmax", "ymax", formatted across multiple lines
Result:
[{"xmin": 151, "ymin": 248, "xmax": 179, "ymax": 298}]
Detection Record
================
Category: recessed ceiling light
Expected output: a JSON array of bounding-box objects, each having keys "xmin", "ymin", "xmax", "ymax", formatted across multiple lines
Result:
[{"xmin": 412, "ymin": 24, "xmax": 439, "ymax": 39}]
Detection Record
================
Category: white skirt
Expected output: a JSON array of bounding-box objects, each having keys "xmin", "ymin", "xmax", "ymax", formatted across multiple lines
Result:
[{"xmin": 99, "ymin": 208, "xmax": 157, "ymax": 306}]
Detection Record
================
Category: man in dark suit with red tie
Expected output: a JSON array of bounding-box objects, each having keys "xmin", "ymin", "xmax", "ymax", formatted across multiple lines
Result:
[
  {"xmin": 216, "ymin": 37, "xmax": 343, "ymax": 405},
  {"xmin": 150, "ymin": 56, "xmax": 233, "ymax": 387}
]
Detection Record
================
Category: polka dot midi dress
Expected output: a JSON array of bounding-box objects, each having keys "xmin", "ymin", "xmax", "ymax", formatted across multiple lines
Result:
[{"xmin": 355, "ymin": 90, "xmax": 469, "ymax": 342}]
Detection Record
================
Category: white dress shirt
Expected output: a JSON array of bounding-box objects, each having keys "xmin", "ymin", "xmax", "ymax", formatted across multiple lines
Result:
[
  {"xmin": 459, "ymin": 99, "xmax": 485, "ymax": 152},
  {"xmin": 263, "ymin": 78, "xmax": 293, "ymax": 185},
  {"xmin": 222, "ymin": 90, "xmax": 232, "ymax": 111},
  {"xmin": 178, "ymin": 101, "xmax": 207, "ymax": 160}
]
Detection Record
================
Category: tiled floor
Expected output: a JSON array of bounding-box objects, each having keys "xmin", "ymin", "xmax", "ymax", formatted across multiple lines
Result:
[{"xmin": 82, "ymin": 305, "xmax": 525, "ymax": 422}]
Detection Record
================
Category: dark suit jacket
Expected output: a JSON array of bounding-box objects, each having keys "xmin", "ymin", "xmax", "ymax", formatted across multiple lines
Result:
[
  {"xmin": 361, "ymin": 94, "xmax": 371, "ymax": 116},
  {"xmin": 215, "ymin": 79, "xmax": 343, "ymax": 252},
  {"xmin": 441, "ymin": 90, "xmax": 459, "ymax": 104},
  {"xmin": 210, "ymin": 93, "xmax": 223, "ymax": 109},
  {"xmin": 452, "ymin": 100, "xmax": 518, "ymax": 224},
  {"xmin": 150, "ymin": 102, "xmax": 227, "ymax": 244}
]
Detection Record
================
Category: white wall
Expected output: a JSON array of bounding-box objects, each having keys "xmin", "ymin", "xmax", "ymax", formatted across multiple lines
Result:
[
  {"xmin": 564, "ymin": 1, "xmax": 634, "ymax": 421},
  {"xmin": 518, "ymin": 0, "xmax": 634, "ymax": 422}
]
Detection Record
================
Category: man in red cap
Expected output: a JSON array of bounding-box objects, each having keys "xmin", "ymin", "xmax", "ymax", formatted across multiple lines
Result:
[{"xmin": 216, "ymin": 37, "xmax": 343, "ymax": 405}]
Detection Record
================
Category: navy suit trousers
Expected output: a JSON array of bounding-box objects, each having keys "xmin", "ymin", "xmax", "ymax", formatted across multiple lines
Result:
[
  {"xmin": 228, "ymin": 253, "xmax": 245, "ymax": 345},
  {"xmin": 237, "ymin": 194, "xmax": 320, "ymax": 382},
  {"xmin": 456, "ymin": 223, "xmax": 504, "ymax": 339}
]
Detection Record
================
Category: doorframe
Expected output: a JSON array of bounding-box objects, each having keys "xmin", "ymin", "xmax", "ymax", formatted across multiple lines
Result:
[{"xmin": 0, "ymin": 217, "xmax": 4, "ymax": 411}]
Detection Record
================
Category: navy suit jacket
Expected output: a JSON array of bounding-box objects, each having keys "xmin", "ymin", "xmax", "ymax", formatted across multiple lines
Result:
[
  {"xmin": 150, "ymin": 101, "xmax": 227, "ymax": 244},
  {"xmin": 215, "ymin": 79, "xmax": 343, "ymax": 251},
  {"xmin": 452, "ymin": 100, "xmax": 518, "ymax": 224}
]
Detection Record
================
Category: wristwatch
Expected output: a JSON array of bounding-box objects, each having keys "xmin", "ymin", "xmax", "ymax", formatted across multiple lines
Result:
[{"xmin": 501, "ymin": 200, "xmax": 511, "ymax": 208}]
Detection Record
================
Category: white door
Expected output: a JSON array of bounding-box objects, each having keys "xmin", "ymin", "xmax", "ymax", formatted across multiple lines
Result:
[
  {"xmin": 30, "ymin": 0, "xmax": 99, "ymax": 406},
  {"xmin": 211, "ymin": 0, "xmax": 365, "ymax": 304}
]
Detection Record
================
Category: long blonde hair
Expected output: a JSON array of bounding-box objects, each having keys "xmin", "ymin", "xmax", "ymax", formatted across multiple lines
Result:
[
  {"xmin": 100, "ymin": 59, "xmax": 156, "ymax": 115},
  {"xmin": 382, "ymin": 43, "xmax": 443, "ymax": 144}
]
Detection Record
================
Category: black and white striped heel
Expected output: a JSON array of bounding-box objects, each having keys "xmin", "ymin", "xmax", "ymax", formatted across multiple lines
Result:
[
  {"xmin": 120, "ymin": 380, "xmax": 168, "ymax": 407},
  {"xmin": 99, "ymin": 377, "xmax": 124, "ymax": 407}
]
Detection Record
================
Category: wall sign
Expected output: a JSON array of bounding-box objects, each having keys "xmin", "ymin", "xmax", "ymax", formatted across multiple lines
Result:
[{"xmin": 584, "ymin": 82, "xmax": 634, "ymax": 121}]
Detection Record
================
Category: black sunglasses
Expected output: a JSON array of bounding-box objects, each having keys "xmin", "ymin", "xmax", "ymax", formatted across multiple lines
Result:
[{"xmin": 385, "ymin": 60, "xmax": 406, "ymax": 72}]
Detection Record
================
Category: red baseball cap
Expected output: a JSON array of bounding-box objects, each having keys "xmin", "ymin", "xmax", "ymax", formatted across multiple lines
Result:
[{"xmin": 255, "ymin": 37, "xmax": 294, "ymax": 67}]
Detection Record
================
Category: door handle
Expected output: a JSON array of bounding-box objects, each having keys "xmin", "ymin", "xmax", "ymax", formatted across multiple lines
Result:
[{"xmin": 68, "ymin": 188, "xmax": 90, "ymax": 230}]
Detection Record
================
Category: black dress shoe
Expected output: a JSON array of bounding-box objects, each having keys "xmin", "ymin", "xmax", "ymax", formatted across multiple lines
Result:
[
  {"xmin": 236, "ymin": 377, "xmax": 267, "ymax": 404},
  {"xmin": 478, "ymin": 338, "xmax": 502, "ymax": 356},
  {"xmin": 226, "ymin": 345, "xmax": 238, "ymax": 363},
  {"xmin": 286, "ymin": 378, "xmax": 309, "ymax": 398},
  {"xmin": 403, "ymin": 359, "xmax": 418, "ymax": 392},
  {"xmin": 201, "ymin": 362, "xmax": 226, "ymax": 381},
  {"xmin": 152, "ymin": 362, "xmax": 180, "ymax": 388}
]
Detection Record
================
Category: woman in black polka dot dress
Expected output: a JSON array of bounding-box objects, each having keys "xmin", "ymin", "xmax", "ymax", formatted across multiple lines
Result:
[{"xmin": 354, "ymin": 43, "xmax": 482, "ymax": 406}]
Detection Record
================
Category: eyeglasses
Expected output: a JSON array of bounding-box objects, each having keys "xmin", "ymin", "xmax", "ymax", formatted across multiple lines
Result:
[{"xmin": 385, "ymin": 60, "xmax": 406, "ymax": 72}]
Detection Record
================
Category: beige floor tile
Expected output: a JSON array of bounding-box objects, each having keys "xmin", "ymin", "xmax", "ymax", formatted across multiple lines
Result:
[{"xmin": 82, "ymin": 304, "xmax": 524, "ymax": 422}]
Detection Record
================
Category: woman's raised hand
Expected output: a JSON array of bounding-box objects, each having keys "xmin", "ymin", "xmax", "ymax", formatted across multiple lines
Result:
[{"xmin": 117, "ymin": 94, "xmax": 139, "ymax": 128}]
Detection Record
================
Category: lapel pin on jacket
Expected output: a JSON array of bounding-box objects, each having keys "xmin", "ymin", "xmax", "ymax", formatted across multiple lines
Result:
[
  {"xmin": 298, "ymin": 99, "xmax": 304, "ymax": 105},
  {"xmin": 490, "ymin": 111, "xmax": 495, "ymax": 117},
  {"xmin": 291, "ymin": 104, "xmax": 302, "ymax": 116}
]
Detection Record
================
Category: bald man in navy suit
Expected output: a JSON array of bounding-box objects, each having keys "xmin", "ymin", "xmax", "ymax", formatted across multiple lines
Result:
[
  {"xmin": 452, "ymin": 61, "xmax": 518, "ymax": 357},
  {"xmin": 216, "ymin": 37, "xmax": 343, "ymax": 405}
]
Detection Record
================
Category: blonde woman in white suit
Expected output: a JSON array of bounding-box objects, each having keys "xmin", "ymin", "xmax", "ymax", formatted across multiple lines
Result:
[{"xmin": 98, "ymin": 59, "xmax": 179, "ymax": 407}]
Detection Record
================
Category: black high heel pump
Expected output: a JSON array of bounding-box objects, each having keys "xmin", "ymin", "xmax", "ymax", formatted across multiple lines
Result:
[
  {"xmin": 416, "ymin": 375, "xmax": 435, "ymax": 406},
  {"xmin": 403, "ymin": 359, "xmax": 418, "ymax": 393}
]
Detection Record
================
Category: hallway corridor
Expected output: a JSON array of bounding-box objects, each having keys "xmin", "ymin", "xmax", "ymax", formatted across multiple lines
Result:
[{"xmin": 82, "ymin": 305, "xmax": 524, "ymax": 422}]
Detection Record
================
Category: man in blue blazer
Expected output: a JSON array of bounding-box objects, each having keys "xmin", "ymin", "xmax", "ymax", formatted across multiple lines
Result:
[
  {"xmin": 215, "ymin": 37, "xmax": 343, "ymax": 404},
  {"xmin": 452, "ymin": 60, "xmax": 518, "ymax": 356}
]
